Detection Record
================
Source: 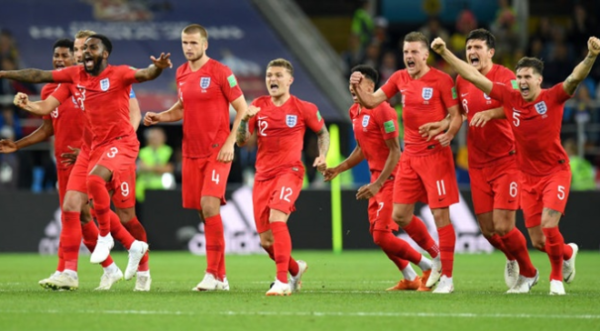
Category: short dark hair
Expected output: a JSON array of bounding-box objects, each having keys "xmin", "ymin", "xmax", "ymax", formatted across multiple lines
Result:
[
  {"xmin": 403, "ymin": 31, "xmax": 429, "ymax": 49},
  {"xmin": 515, "ymin": 57, "xmax": 544, "ymax": 75},
  {"xmin": 53, "ymin": 38, "xmax": 74, "ymax": 52},
  {"xmin": 466, "ymin": 28, "xmax": 496, "ymax": 50},
  {"xmin": 88, "ymin": 34, "xmax": 113, "ymax": 55},
  {"xmin": 351, "ymin": 65, "xmax": 379, "ymax": 85}
]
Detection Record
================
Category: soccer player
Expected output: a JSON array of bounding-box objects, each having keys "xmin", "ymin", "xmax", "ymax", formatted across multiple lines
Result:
[
  {"xmin": 350, "ymin": 32, "xmax": 461, "ymax": 293},
  {"xmin": 324, "ymin": 65, "xmax": 433, "ymax": 291},
  {"xmin": 418, "ymin": 29, "xmax": 538, "ymax": 293},
  {"xmin": 2, "ymin": 34, "xmax": 170, "ymax": 287},
  {"xmin": 0, "ymin": 37, "xmax": 125, "ymax": 291},
  {"xmin": 429, "ymin": 36, "xmax": 599, "ymax": 295},
  {"xmin": 70, "ymin": 30, "xmax": 152, "ymax": 291},
  {"xmin": 236, "ymin": 58, "xmax": 328, "ymax": 296},
  {"xmin": 143, "ymin": 24, "xmax": 248, "ymax": 291}
]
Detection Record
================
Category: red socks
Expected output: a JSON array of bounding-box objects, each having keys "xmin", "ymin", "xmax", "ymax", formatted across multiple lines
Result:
[
  {"xmin": 437, "ymin": 224, "xmax": 456, "ymax": 278},
  {"xmin": 109, "ymin": 211, "xmax": 135, "ymax": 250},
  {"xmin": 82, "ymin": 221, "xmax": 114, "ymax": 268},
  {"xmin": 271, "ymin": 222, "xmax": 292, "ymax": 283},
  {"xmin": 385, "ymin": 252, "xmax": 409, "ymax": 270},
  {"xmin": 373, "ymin": 230, "xmax": 422, "ymax": 265},
  {"xmin": 124, "ymin": 217, "xmax": 149, "ymax": 272},
  {"xmin": 264, "ymin": 244, "xmax": 299, "ymax": 276},
  {"xmin": 542, "ymin": 227, "xmax": 564, "ymax": 281},
  {"xmin": 56, "ymin": 245, "xmax": 65, "ymax": 272},
  {"xmin": 87, "ymin": 175, "xmax": 111, "ymax": 236},
  {"xmin": 501, "ymin": 228, "xmax": 537, "ymax": 277},
  {"xmin": 60, "ymin": 211, "xmax": 82, "ymax": 271},
  {"xmin": 204, "ymin": 215, "xmax": 225, "ymax": 277},
  {"xmin": 402, "ymin": 216, "xmax": 439, "ymax": 258},
  {"xmin": 487, "ymin": 233, "xmax": 516, "ymax": 260}
]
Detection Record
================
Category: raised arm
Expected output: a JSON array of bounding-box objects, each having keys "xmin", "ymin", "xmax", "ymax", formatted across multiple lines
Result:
[
  {"xmin": 349, "ymin": 72, "xmax": 389, "ymax": 108},
  {"xmin": 236, "ymin": 104, "xmax": 260, "ymax": 147},
  {"xmin": 134, "ymin": 53, "xmax": 172, "ymax": 82},
  {"xmin": 0, "ymin": 69, "xmax": 55, "ymax": 83},
  {"xmin": 431, "ymin": 38, "xmax": 493, "ymax": 95},
  {"xmin": 563, "ymin": 37, "xmax": 600, "ymax": 95},
  {"xmin": 13, "ymin": 93, "xmax": 61, "ymax": 116}
]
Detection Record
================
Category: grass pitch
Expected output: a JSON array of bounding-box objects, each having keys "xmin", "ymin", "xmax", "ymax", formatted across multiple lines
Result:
[{"xmin": 0, "ymin": 251, "xmax": 599, "ymax": 331}]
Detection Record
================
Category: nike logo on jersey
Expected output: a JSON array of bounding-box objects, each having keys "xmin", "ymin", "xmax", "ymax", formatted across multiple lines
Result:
[
  {"xmin": 258, "ymin": 116, "xmax": 268, "ymax": 120},
  {"xmin": 508, "ymin": 200, "xmax": 515, "ymax": 204},
  {"xmin": 461, "ymin": 93, "xmax": 468, "ymax": 97}
]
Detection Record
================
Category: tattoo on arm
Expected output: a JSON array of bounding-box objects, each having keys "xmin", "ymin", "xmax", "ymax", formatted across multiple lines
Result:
[
  {"xmin": 2, "ymin": 69, "xmax": 54, "ymax": 83},
  {"xmin": 543, "ymin": 207, "xmax": 562, "ymax": 218},
  {"xmin": 317, "ymin": 126, "xmax": 330, "ymax": 157},
  {"xmin": 136, "ymin": 65, "xmax": 163, "ymax": 82},
  {"xmin": 236, "ymin": 119, "xmax": 249, "ymax": 145}
]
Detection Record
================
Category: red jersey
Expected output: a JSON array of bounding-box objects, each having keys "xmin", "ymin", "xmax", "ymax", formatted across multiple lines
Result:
[
  {"xmin": 457, "ymin": 64, "xmax": 516, "ymax": 168},
  {"xmin": 489, "ymin": 82, "xmax": 571, "ymax": 176},
  {"xmin": 381, "ymin": 67, "xmax": 458, "ymax": 156},
  {"xmin": 350, "ymin": 102, "xmax": 399, "ymax": 173},
  {"xmin": 41, "ymin": 83, "xmax": 84, "ymax": 169},
  {"xmin": 51, "ymin": 65, "xmax": 137, "ymax": 149},
  {"xmin": 176, "ymin": 59, "xmax": 243, "ymax": 158},
  {"xmin": 248, "ymin": 95, "xmax": 324, "ymax": 181}
]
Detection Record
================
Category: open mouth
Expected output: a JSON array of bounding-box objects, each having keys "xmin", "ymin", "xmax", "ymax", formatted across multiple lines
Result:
[
  {"xmin": 84, "ymin": 55, "xmax": 94, "ymax": 68},
  {"xmin": 55, "ymin": 64, "xmax": 65, "ymax": 68},
  {"xmin": 269, "ymin": 83, "xmax": 279, "ymax": 92},
  {"xmin": 520, "ymin": 86, "xmax": 530, "ymax": 97},
  {"xmin": 406, "ymin": 60, "xmax": 416, "ymax": 69},
  {"xmin": 469, "ymin": 55, "xmax": 480, "ymax": 66},
  {"xmin": 351, "ymin": 92, "xmax": 357, "ymax": 101}
]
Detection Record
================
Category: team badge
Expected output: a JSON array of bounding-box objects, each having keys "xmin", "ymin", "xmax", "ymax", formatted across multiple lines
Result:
[
  {"xmin": 362, "ymin": 115, "xmax": 370, "ymax": 127},
  {"xmin": 100, "ymin": 78, "xmax": 110, "ymax": 91},
  {"xmin": 200, "ymin": 77, "xmax": 211, "ymax": 89},
  {"xmin": 286, "ymin": 115, "xmax": 297, "ymax": 128},
  {"xmin": 534, "ymin": 101, "xmax": 547, "ymax": 115},
  {"xmin": 422, "ymin": 87, "xmax": 433, "ymax": 100}
]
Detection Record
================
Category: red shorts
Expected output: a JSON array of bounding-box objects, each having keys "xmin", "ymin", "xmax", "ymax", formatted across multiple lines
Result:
[
  {"xmin": 521, "ymin": 169, "xmax": 571, "ymax": 228},
  {"xmin": 89, "ymin": 137, "xmax": 139, "ymax": 174},
  {"xmin": 367, "ymin": 172, "xmax": 399, "ymax": 234},
  {"xmin": 469, "ymin": 157, "xmax": 520, "ymax": 215},
  {"xmin": 182, "ymin": 153, "xmax": 231, "ymax": 210},
  {"xmin": 253, "ymin": 172, "xmax": 303, "ymax": 233},
  {"xmin": 393, "ymin": 147, "xmax": 459, "ymax": 209},
  {"xmin": 110, "ymin": 164, "xmax": 137, "ymax": 209},
  {"xmin": 66, "ymin": 145, "xmax": 90, "ymax": 194},
  {"xmin": 56, "ymin": 166, "xmax": 73, "ymax": 208}
]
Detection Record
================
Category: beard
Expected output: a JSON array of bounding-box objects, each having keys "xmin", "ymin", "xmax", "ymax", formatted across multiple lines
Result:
[
  {"xmin": 85, "ymin": 57, "xmax": 104, "ymax": 75},
  {"xmin": 188, "ymin": 51, "xmax": 204, "ymax": 62}
]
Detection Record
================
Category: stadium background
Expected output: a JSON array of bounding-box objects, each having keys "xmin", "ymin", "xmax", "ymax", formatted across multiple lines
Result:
[{"xmin": 1, "ymin": 0, "xmax": 600, "ymax": 254}]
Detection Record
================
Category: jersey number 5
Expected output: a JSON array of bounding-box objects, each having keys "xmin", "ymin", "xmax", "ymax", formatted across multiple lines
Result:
[{"xmin": 512, "ymin": 112, "xmax": 521, "ymax": 127}]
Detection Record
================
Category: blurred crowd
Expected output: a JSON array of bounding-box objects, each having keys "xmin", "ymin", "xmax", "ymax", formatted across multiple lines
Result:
[
  {"xmin": 2, "ymin": 0, "xmax": 600, "ymax": 195},
  {"xmin": 342, "ymin": 0, "xmax": 600, "ymax": 190}
]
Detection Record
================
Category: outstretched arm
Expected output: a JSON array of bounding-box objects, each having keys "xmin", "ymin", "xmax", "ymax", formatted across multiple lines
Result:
[
  {"xmin": 431, "ymin": 38, "xmax": 493, "ymax": 95},
  {"xmin": 0, "ymin": 119, "xmax": 54, "ymax": 153},
  {"xmin": 0, "ymin": 69, "xmax": 54, "ymax": 83},
  {"xmin": 143, "ymin": 100, "xmax": 184, "ymax": 125},
  {"xmin": 134, "ymin": 53, "xmax": 172, "ymax": 82},
  {"xmin": 563, "ymin": 37, "xmax": 600, "ymax": 95}
]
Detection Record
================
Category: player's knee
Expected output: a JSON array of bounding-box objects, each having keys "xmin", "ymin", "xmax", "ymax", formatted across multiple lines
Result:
[
  {"xmin": 532, "ymin": 239, "xmax": 545, "ymax": 251},
  {"xmin": 116, "ymin": 208, "xmax": 135, "ymax": 223},
  {"xmin": 86, "ymin": 175, "xmax": 106, "ymax": 193},
  {"xmin": 392, "ymin": 212, "xmax": 410, "ymax": 227},
  {"xmin": 200, "ymin": 198, "xmax": 220, "ymax": 218},
  {"xmin": 62, "ymin": 198, "xmax": 81, "ymax": 213},
  {"xmin": 79, "ymin": 211, "xmax": 93, "ymax": 225},
  {"xmin": 494, "ymin": 222, "xmax": 513, "ymax": 236},
  {"xmin": 260, "ymin": 241, "xmax": 273, "ymax": 251}
]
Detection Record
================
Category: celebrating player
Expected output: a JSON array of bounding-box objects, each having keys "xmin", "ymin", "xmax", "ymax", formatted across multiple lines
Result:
[
  {"xmin": 429, "ymin": 35, "xmax": 599, "ymax": 295},
  {"xmin": 350, "ymin": 32, "xmax": 461, "ymax": 293},
  {"xmin": 418, "ymin": 29, "xmax": 538, "ymax": 293},
  {"xmin": 236, "ymin": 58, "xmax": 328, "ymax": 296},
  {"xmin": 325, "ymin": 65, "xmax": 433, "ymax": 291},
  {"xmin": 143, "ymin": 24, "xmax": 248, "ymax": 291},
  {"xmin": 2, "ymin": 34, "xmax": 170, "ymax": 287}
]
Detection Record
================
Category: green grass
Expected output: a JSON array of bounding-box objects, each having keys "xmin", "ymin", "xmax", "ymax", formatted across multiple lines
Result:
[{"xmin": 0, "ymin": 251, "xmax": 599, "ymax": 331}]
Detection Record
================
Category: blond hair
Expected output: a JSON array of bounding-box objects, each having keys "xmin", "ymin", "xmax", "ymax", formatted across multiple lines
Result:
[
  {"xmin": 74, "ymin": 30, "xmax": 97, "ymax": 39},
  {"xmin": 267, "ymin": 58, "xmax": 294, "ymax": 76},
  {"xmin": 182, "ymin": 24, "xmax": 208, "ymax": 39}
]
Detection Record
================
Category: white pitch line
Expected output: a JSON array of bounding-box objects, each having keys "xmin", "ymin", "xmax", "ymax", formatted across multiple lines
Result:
[{"xmin": 0, "ymin": 309, "xmax": 599, "ymax": 320}]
